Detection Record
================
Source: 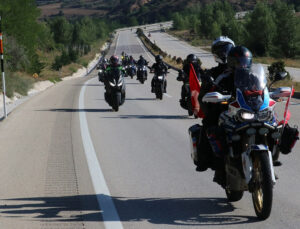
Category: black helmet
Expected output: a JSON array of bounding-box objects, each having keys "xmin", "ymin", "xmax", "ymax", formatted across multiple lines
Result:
[
  {"xmin": 227, "ymin": 46, "xmax": 252, "ymax": 70},
  {"xmin": 186, "ymin": 54, "xmax": 197, "ymax": 64},
  {"xmin": 155, "ymin": 55, "xmax": 163, "ymax": 63},
  {"xmin": 110, "ymin": 55, "xmax": 119, "ymax": 66},
  {"xmin": 211, "ymin": 36, "xmax": 235, "ymax": 64},
  {"xmin": 139, "ymin": 55, "xmax": 143, "ymax": 59}
]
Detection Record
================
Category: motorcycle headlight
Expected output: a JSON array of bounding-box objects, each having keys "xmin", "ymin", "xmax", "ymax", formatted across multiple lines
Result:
[
  {"xmin": 109, "ymin": 80, "xmax": 116, "ymax": 87},
  {"xmin": 158, "ymin": 76, "xmax": 164, "ymax": 80},
  {"xmin": 117, "ymin": 78, "xmax": 123, "ymax": 86},
  {"xmin": 237, "ymin": 110, "xmax": 255, "ymax": 121}
]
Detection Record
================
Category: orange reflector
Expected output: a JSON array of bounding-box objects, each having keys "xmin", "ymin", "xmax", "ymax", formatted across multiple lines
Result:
[{"xmin": 221, "ymin": 101, "xmax": 228, "ymax": 105}]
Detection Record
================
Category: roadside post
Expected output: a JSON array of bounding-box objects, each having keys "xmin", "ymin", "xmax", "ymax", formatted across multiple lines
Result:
[{"xmin": 0, "ymin": 15, "xmax": 7, "ymax": 119}]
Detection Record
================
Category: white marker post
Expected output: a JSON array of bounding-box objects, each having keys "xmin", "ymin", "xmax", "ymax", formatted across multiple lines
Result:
[{"xmin": 0, "ymin": 15, "xmax": 7, "ymax": 119}]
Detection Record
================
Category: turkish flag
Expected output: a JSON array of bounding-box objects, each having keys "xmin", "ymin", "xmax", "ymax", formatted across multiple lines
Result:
[
  {"xmin": 278, "ymin": 86, "xmax": 294, "ymax": 125},
  {"xmin": 189, "ymin": 64, "xmax": 205, "ymax": 118}
]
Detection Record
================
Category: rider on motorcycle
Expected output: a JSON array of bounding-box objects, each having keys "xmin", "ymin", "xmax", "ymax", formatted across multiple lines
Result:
[
  {"xmin": 197, "ymin": 43, "xmax": 253, "ymax": 188},
  {"xmin": 129, "ymin": 55, "xmax": 137, "ymax": 65},
  {"xmin": 195, "ymin": 36, "xmax": 236, "ymax": 172},
  {"xmin": 177, "ymin": 54, "xmax": 204, "ymax": 110},
  {"xmin": 151, "ymin": 55, "xmax": 168, "ymax": 93},
  {"xmin": 137, "ymin": 55, "xmax": 149, "ymax": 66},
  {"xmin": 122, "ymin": 54, "xmax": 130, "ymax": 66},
  {"xmin": 104, "ymin": 55, "xmax": 126, "ymax": 87}
]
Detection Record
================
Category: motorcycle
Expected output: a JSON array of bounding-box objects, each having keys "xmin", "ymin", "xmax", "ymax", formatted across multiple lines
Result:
[
  {"xmin": 104, "ymin": 68, "xmax": 126, "ymax": 111},
  {"xmin": 153, "ymin": 74, "xmax": 166, "ymax": 100},
  {"xmin": 97, "ymin": 63, "xmax": 107, "ymax": 82},
  {"xmin": 136, "ymin": 65, "xmax": 147, "ymax": 84},
  {"xmin": 125, "ymin": 65, "xmax": 136, "ymax": 79},
  {"xmin": 188, "ymin": 64, "xmax": 297, "ymax": 220},
  {"xmin": 177, "ymin": 70, "xmax": 193, "ymax": 116}
]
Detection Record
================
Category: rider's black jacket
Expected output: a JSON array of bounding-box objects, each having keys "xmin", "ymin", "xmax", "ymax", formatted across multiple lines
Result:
[
  {"xmin": 137, "ymin": 58, "xmax": 148, "ymax": 66},
  {"xmin": 151, "ymin": 62, "xmax": 168, "ymax": 76},
  {"xmin": 180, "ymin": 62, "xmax": 204, "ymax": 83},
  {"xmin": 199, "ymin": 64, "xmax": 235, "ymax": 125}
]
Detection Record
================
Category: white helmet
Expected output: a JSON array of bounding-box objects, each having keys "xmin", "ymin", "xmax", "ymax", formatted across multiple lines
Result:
[{"xmin": 212, "ymin": 36, "xmax": 235, "ymax": 64}]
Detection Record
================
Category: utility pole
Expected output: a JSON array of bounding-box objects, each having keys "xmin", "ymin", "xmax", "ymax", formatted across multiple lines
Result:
[{"xmin": 0, "ymin": 15, "xmax": 7, "ymax": 119}]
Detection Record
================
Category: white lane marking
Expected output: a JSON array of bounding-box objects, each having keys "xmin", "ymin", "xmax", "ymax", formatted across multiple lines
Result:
[
  {"xmin": 79, "ymin": 78, "xmax": 124, "ymax": 229},
  {"xmin": 164, "ymin": 93, "xmax": 172, "ymax": 98}
]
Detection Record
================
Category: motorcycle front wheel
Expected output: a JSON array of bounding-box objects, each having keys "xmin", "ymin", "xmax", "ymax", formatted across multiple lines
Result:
[
  {"xmin": 156, "ymin": 84, "xmax": 163, "ymax": 100},
  {"xmin": 251, "ymin": 152, "xmax": 273, "ymax": 220},
  {"xmin": 225, "ymin": 189, "xmax": 244, "ymax": 202},
  {"xmin": 112, "ymin": 92, "xmax": 121, "ymax": 112}
]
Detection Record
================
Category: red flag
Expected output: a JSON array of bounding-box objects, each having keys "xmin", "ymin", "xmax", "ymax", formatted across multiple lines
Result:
[
  {"xmin": 189, "ymin": 64, "xmax": 205, "ymax": 118},
  {"xmin": 278, "ymin": 86, "xmax": 294, "ymax": 125}
]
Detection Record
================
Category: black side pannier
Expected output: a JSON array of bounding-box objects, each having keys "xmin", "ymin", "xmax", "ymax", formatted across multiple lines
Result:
[{"xmin": 279, "ymin": 124, "xmax": 299, "ymax": 155}]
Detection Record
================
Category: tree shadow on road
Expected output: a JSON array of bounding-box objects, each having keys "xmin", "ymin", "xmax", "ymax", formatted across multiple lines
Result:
[{"xmin": 0, "ymin": 195, "xmax": 258, "ymax": 225}]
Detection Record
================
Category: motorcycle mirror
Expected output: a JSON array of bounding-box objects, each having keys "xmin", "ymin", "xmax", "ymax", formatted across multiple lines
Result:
[{"xmin": 274, "ymin": 72, "xmax": 287, "ymax": 81}]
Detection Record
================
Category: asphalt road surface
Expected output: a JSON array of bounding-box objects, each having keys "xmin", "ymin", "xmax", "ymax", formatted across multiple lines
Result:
[
  {"xmin": 146, "ymin": 28, "xmax": 300, "ymax": 82},
  {"xmin": 0, "ymin": 29, "xmax": 299, "ymax": 229}
]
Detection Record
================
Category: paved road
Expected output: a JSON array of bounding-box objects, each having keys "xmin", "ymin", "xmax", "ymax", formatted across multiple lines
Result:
[
  {"xmin": 0, "ymin": 29, "xmax": 299, "ymax": 229},
  {"xmin": 147, "ymin": 28, "xmax": 300, "ymax": 82}
]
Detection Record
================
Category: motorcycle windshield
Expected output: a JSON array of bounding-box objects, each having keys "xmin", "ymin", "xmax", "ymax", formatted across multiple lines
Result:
[{"xmin": 234, "ymin": 64, "xmax": 269, "ymax": 112}]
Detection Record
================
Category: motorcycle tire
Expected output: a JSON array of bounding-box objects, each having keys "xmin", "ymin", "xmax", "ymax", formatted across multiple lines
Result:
[
  {"xmin": 187, "ymin": 97, "xmax": 193, "ymax": 116},
  {"xmin": 225, "ymin": 189, "xmax": 244, "ymax": 202},
  {"xmin": 156, "ymin": 84, "xmax": 163, "ymax": 100},
  {"xmin": 112, "ymin": 92, "xmax": 121, "ymax": 112},
  {"xmin": 251, "ymin": 152, "xmax": 273, "ymax": 220}
]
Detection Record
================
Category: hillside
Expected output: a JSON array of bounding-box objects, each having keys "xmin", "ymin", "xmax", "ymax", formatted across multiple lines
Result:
[{"xmin": 36, "ymin": 0, "xmax": 300, "ymax": 22}]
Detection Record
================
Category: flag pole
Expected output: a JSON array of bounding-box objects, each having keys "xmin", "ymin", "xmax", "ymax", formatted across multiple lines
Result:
[{"xmin": 0, "ymin": 15, "xmax": 7, "ymax": 119}]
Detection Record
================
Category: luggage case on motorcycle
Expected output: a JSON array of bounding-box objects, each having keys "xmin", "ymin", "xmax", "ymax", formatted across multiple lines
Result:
[
  {"xmin": 206, "ymin": 126, "xmax": 227, "ymax": 157},
  {"xmin": 279, "ymin": 124, "xmax": 299, "ymax": 154},
  {"xmin": 188, "ymin": 124, "xmax": 202, "ymax": 165}
]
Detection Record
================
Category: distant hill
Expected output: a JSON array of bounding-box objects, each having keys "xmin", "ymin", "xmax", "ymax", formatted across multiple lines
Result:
[{"xmin": 36, "ymin": 0, "xmax": 300, "ymax": 22}]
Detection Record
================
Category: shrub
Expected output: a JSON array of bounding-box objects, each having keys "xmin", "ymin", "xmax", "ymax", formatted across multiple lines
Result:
[
  {"xmin": 176, "ymin": 57, "xmax": 183, "ymax": 64},
  {"xmin": 268, "ymin": 60, "xmax": 291, "ymax": 80}
]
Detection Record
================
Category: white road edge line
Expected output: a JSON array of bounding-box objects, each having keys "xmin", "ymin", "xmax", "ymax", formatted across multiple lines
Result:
[
  {"xmin": 79, "ymin": 77, "xmax": 124, "ymax": 229},
  {"xmin": 136, "ymin": 37, "xmax": 173, "ymax": 98}
]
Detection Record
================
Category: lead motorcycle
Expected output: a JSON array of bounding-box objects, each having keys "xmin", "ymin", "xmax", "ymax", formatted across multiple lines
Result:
[
  {"xmin": 104, "ymin": 68, "xmax": 126, "ymax": 111},
  {"xmin": 188, "ymin": 64, "xmax": 298, "ymax": 220}
]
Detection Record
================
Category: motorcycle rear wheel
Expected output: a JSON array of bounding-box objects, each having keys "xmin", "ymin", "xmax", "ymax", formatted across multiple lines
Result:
[{"xmin": 252, "ymin": 152, "xmax": 273, "ymax": 220}]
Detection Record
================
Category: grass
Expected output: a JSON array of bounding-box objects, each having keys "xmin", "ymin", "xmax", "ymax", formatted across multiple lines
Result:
[
  {"xmin": 38, "ymin": 37, "xmax": 107, "ymax": 81},
  {"xmin": 1, "ymin": 72, "xmax": 34, "ymax": 98},
  {"xmin": 0, "ymin": 37, "xmax": 108, "ymax": 98}
]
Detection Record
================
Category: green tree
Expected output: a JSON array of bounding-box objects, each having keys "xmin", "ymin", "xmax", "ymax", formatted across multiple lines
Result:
[
  {"xmin": 272, "ymin": 0, "xmax": 299, "ymax": 57},
  {"xmin": 49, "ymin": 17, "xmax": 72, "ymax": 45},
  {"xmin": 245, "ymin": 2, "xmax": 276, "ymax": 56}
]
